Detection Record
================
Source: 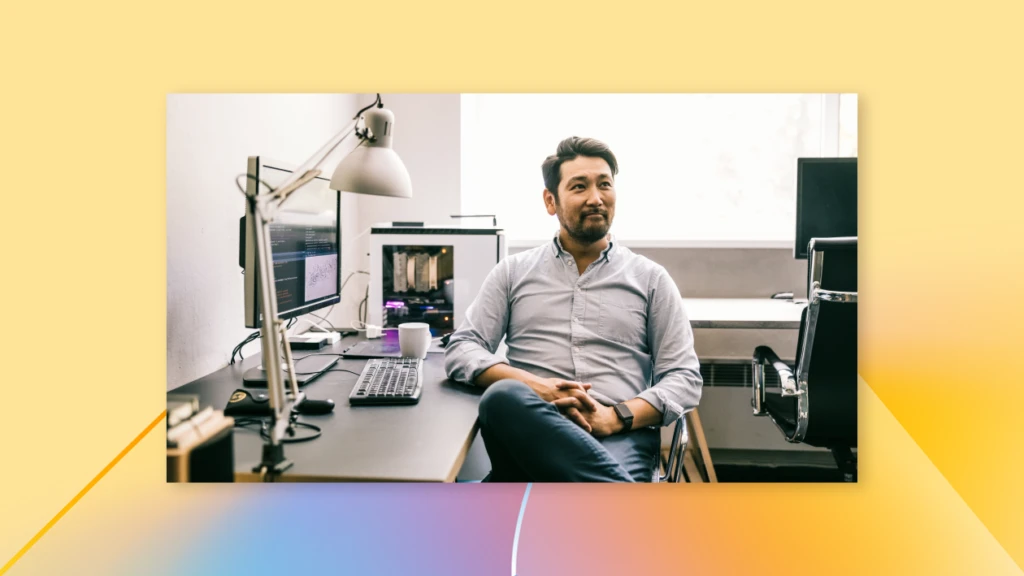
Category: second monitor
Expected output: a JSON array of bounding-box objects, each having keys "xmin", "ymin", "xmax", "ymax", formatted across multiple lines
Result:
[{"xmin": 795, "ymin": 157, "xmax": 857, "ymax": 259}]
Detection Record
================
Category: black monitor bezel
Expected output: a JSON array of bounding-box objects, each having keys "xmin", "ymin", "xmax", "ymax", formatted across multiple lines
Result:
[{"xmin": 794, "ymin": 157, "xmax": 858, "ymax": 260}]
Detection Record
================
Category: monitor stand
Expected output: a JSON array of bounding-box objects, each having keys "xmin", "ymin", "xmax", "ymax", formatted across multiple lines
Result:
[{"xmin": 242, "ymin": 355, "xmax": 339, "ymax": 388}]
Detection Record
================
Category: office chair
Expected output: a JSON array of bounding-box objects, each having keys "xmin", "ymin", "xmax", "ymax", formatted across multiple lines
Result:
[{"xmin": 752, "ymin": 237, "xmax": 858, "ymax": 481}]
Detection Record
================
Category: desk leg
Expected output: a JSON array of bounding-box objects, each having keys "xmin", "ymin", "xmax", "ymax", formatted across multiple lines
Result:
[
  {"xmin": 686, "ymin": 408, "xmax": 717, "ymax": 483},
  {"xmin": 682, "ymin": 449, "xmax": 703, "ymax": 483}
]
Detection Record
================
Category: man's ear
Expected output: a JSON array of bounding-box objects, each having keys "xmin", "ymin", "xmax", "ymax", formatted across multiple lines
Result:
[{"xmin": 543, "ymin": 189, "xmax": 557, "ymax": 216}]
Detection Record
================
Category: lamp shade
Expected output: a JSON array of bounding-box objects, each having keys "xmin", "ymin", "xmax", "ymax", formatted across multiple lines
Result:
[{"xmin": 330, "ymin": 106, "xmax": 413, "ymax": 198}]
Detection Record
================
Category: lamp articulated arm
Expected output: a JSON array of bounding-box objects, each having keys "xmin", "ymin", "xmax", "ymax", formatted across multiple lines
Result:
[
  {"xmin": 244, "ymin": 107, "xmax": 372, "ymax": 480},
  {"xmin": 244, "ymin": 93, "xmax": 406, "ymax": 480}
]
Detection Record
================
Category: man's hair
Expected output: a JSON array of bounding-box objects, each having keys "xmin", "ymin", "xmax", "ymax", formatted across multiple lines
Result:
[{"xmin": 541, "ymin": 136, "xmax": 619, "ymax": 200}]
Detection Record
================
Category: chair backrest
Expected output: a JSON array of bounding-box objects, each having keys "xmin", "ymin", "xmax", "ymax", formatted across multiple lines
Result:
[{"xmin": 796, "ymin": 237, "xmax": 857, "ymax": 448}]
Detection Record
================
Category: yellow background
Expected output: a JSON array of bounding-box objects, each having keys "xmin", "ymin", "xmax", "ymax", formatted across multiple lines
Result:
[{"xmin": 1, "ymin": 0, "xmax": 1022, "ymax": 573}]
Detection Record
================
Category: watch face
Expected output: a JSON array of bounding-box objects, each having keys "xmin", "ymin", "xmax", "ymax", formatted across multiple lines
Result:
[{"xmin": 615, "ymin": 403, "xmax": 633, "ymax": 421}]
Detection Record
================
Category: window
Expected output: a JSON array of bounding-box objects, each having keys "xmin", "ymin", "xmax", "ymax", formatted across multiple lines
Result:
[{"xmin": 461, "ymin": 94, "xmax": 857, "ymax": 247}]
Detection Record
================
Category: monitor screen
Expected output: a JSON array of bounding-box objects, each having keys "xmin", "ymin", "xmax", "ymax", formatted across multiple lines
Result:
[
  {"xmin": 242, "ymin": 157, "xmax": 341, "ymax": 328},
  {"xmin": 795, "ymin": 158, "xmax": 857, "ymax": 259},
  {"xmin": 269, "ymin": 211, "xmax": 338, "ymax": 316}
]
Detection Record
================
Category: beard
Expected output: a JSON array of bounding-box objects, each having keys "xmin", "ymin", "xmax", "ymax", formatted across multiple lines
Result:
[{"xmin": 559, "ymin": 208, "xmax": 611, "ymax": 244}]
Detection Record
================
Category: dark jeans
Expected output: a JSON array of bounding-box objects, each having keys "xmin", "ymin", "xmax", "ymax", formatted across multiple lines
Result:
[{"xmin": 477, "ymin": 379, "xmax": 660, "ymax": 482}]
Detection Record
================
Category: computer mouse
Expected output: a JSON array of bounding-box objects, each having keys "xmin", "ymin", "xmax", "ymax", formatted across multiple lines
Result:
[
  {"xmin": 440, "ymin": 333, "xmax": 452, "ymax": 347},
  {"xmin": 297, "ymin": 398, "xmax": 335, "ymax": 415}
]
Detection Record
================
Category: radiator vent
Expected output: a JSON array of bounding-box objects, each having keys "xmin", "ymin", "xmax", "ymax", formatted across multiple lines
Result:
[{"xmin": 699, "ymin": 361, "xmax": 788, "ymax": 387}]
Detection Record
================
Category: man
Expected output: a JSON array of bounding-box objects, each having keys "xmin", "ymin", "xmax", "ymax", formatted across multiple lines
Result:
[{"xmin": 444, "ymin": 136, "xmax": 702, "ymax": 482}]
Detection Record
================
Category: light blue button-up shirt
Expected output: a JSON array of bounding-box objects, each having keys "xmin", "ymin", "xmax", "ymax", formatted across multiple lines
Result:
[{"xmin": 445, "ymin": 235, "xmax": 702, "ymax": 427}]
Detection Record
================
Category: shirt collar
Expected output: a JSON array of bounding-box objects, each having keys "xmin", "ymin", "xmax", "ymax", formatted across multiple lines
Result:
[
  {"xmin": 550, "ymin": 234, "xmax": 564, "ymax": 257},
  {"xmin": 550, "ymin": 233, "xmax": 617, "ymax": 262}
]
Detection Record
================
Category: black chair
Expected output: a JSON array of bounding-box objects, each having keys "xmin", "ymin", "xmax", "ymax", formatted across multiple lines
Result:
[{"xmin": 752, "ymin": 237, "xmax": 858, "ymax": 481}]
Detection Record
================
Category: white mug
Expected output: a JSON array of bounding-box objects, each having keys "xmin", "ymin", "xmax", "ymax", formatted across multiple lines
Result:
[{"xmin": 398, "ymin": 322, "xmax": 432, "ymax": 359}]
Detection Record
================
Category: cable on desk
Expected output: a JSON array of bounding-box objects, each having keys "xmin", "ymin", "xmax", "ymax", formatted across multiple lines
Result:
[
  {"xmin": 233, "ymin": 417, "xmax": 322, "ymax": 443},
  {"xmin": 286, "ymin": 353, "xmax": 351, "ymax": 375},
  {"xmin": 289, "ymin": 352, "xmax": 346, "ymax": 362},
  {"xmin": 328, "ymin": 368, "xmax": 362, "ymax": 376},
  {"xmin": 230, "ymin": 331, "xmax": 261, "ymax": 364},
  {"xmin": 230, "ymin": 318, "xmax": 301, "ymax": 364},
  {"xmin": 296, "ymin": 305, "xmax": 336, "ymax": 333}
]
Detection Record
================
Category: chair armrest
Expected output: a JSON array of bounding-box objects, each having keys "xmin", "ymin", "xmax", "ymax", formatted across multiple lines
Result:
[
  {"xmin": 816, "ymin": 288, "xmax": 857, "ymax": 304},
  {"xmin": 808, "ymin": 236, "xmax": 857, "ymax": 251},
  {"xmin": 753, "ymin": 345, "xmax": 798, "ymax": 397}
]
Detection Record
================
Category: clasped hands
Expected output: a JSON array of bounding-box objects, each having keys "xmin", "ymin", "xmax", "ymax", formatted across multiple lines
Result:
[{"xmin": 529, "ymin": 378, "xmax": 622, "ymax": 437}]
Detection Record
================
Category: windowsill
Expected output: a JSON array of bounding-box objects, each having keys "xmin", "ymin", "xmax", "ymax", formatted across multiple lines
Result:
[{"xmin": 506, "ymin": 239, "xmax": 795, "ymax": 250}]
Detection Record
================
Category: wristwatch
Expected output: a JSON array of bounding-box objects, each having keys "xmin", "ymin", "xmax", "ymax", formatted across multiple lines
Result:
[{"xmin": 613, "ymin": 403, "xmax": 634, "ymax": 432}]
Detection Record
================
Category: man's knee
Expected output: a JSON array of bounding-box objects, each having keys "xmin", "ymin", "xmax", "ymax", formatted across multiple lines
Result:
[{"xmin": 479, "ymin": 379, "xmax": 537, "ymax": 426}]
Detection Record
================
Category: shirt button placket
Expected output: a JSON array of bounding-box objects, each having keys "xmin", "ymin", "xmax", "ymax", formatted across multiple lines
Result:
[{"xmin": 572, "ymin": 281, "xmax": 584, "ymax": 379}]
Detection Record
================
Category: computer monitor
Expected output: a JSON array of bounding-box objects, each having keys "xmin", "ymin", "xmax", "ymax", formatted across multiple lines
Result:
[
  {"xmin": 240, "ymin": 156, "xmax": 341, "ymax": 329},
  {"xmin": 795, "ymin": 157, "xmax": 858, "ymax": 259}
]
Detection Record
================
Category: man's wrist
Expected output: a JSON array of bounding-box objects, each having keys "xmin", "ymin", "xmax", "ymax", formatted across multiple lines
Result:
[
  {"xmin": 523, "ymin": 377, "xmax": 551, "ymax": 399},
  {"xmin": 611, "ymin": 410, "xmax": 626, "ymax": 434},
  {"xmin": 611, "ymin": 403, "xmax": 632, "ymax": 434}
]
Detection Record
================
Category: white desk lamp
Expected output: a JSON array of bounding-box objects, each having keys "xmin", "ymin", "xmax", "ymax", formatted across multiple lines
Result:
[{"xmin": 243, "ymin": 94, "xmax": 411, "ymax": 480}]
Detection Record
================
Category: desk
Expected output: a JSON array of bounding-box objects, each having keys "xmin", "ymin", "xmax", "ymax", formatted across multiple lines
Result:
[
  {"xmin": 683, "ymin": 298, "xmax": 805, "ymax": 330},
  {"xmin": 167, "ymin": 335, "xmax": 482, "ymax": 482}
]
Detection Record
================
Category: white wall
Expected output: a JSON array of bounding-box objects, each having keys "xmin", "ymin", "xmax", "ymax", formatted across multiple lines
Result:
[
  {"xmin": 167, "ymin": 93, "xmax": 460, "ymax": 390},
  {"xmin": 166, "ymin": 94, "xmax": 360, "ymax": 389},
  {"xmin": 341, "ymin": 93, "xmax": 462, "ymax": 328}
]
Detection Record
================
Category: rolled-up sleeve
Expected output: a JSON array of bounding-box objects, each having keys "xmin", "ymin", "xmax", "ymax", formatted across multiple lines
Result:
[
  {"xmin": 444, "ymin": 259, "xmax": 511, "ymax": 385},
  {"xmin": 636, "ymin": 267, "xmax": 703, "ymax": 426}
]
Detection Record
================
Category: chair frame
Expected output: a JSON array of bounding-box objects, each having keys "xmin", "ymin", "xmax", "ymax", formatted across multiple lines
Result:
[
  {"xmin": 751, "ymin": 237, "xmax": 858, "ymax": 443},
  {"xmin": 659, "ymin": 415, "xmax": 689, "ymax": 482}
]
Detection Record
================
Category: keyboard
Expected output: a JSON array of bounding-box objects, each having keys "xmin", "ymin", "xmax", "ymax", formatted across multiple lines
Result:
[{"xmin": 348, "ymin": 357, "xmax": 423, "ymax": 405}]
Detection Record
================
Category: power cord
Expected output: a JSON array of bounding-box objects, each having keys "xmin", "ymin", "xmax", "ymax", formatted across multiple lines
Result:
[
  {"xmin": 284, "ymin": 352, "xmax": 349, "ymax": 375},
  {"xmin": 230, "ymin": 331, "xmax": 261, "ymax": 365},
  {"xmin": 293, "ymin": 272, "xmax": 368, "ymax": 335},
  {"xmin": 233, "ymin": 417, "xmax": 322, "ymax": 443},
  {"xmin": 341, "ymin": 270, "xmax": 369, "ymax": 293},
  {"xmin": 306, "ymin": 310, "xmax": 338, "ymax": 332},
  {"xmin": 229, "ymin": 318, "xmax": 298, "ymax": 364},
  {"xmin": 289, "ymin": 352, "xmax": 346, "ymax": 362},
  {"xmin": 329, "ymin": 368, "xmax": 362, "ymax": 376},
  {"xmin": 357, "ymin": 283, "xmax": 369, "ymax": 326}
]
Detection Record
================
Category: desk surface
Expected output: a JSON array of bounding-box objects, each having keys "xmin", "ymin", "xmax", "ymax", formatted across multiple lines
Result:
[
  {"xmin": 683, "ymin": 298, "xmax": 805, "ymax": 330},
  {"xmin": 168, "ymin": 336, "xmax": 482, "ymax": 482}
]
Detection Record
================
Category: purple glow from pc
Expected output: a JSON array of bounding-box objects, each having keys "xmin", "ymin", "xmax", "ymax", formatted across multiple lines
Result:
[{"xmin": 385, "ymin": 301, "xmax": 406, "ymax": 309}]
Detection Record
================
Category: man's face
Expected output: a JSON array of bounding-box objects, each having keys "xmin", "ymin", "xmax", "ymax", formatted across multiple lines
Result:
[{"xmin": 544, "ymin": 155, "xmax": 616, "ymax": 244}]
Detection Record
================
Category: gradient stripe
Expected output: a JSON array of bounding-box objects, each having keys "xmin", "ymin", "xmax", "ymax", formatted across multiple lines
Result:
[
  {"xmin": 512, "ymin": 483, "xmax": 533, "ymax": 576},
  {"xmin": 0, "ymin": 411, "xmax": 166, "ymax": 575}
]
